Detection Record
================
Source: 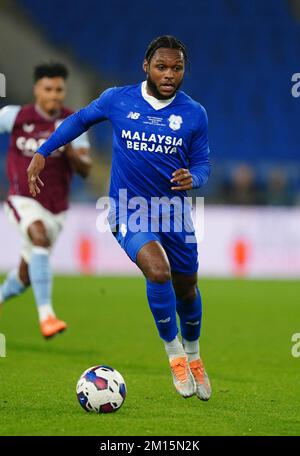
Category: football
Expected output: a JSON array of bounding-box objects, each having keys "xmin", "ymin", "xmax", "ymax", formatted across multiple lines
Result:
[{"xmin": 76, "ymin": 365, "xmax": 126, "ymax": 413}]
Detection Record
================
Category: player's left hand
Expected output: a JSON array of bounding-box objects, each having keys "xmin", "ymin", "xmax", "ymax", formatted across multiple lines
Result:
[
  {"xmin": 170, "ymin": 168, "xmax": 193, "ymax": 191},
  {"xmin": 27, "ymin": 153, "xmax": 45, "ymax": 197}
]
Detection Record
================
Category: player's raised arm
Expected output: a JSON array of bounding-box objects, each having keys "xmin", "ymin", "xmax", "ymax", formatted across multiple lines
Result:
[
  {"xmin": 65, "ymin": 143, "xmax": 92, "ymax": 178},
  {"xmin": 64, "ymin": 129, "xmax": 92, "ymax": 178},
  {"xmin": 27, "ymin": 88, "xmax": 115, "ymax": 196}
]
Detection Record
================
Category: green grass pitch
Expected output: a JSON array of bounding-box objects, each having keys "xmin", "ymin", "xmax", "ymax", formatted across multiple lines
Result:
[{"xmin": 0, "ymin": 276, "xmax": 300, "ymax": 436}]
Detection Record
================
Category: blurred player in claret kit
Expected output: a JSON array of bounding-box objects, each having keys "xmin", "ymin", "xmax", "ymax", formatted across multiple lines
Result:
[
  {"xmin": 0, "ymin": 63, "xmax": 92, "ymax": 338},
  {"xmin": 28, "ymin": 36, "xmax": 212, "ymax": 400}
]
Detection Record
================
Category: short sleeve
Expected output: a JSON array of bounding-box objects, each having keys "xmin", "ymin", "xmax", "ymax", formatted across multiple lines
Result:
[
  {"xmin": 0, "ymin": 105, "xmax": 21, "ymax": 134},
  {"xmin": 71, "ymin": 131, "xmax": 90, "ymax": 149}
]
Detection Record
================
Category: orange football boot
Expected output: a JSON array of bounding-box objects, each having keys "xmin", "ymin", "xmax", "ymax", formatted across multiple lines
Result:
[
  {"xmin": 40, "ymin": 315, "xmax": 67, "ymax": 339},
  {"xmin": 189, "ymin": 358, "xmax": 212, "ymax": 401},
  {"xmin": 169, "ymin": 355, "xmax": 196, "ymax": 398}
]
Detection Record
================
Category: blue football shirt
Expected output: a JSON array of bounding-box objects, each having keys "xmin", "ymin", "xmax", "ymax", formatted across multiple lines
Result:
[{"xmin": 37, "ymin": 81, "xmax": 211, "ymax": 224}]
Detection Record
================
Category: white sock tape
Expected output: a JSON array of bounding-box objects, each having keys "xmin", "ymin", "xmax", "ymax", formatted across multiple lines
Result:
[{"xmin": 32, "ymin": 246, "xmax": 50, "ymax": 255}]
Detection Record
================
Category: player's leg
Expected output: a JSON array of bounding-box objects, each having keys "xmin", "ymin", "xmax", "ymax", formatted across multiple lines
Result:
[
  {"xmin": 2, "ymin": 196, "xmax": 66, "ymax": 337},
  {"xmin": 136, "ymin": 240, "xmax": 177, "ymax": 342},
  {"xmin": 0, "ymin": 257, "xmax": 30, "ymax": 306},
  {"xmin": 172, "ymin": 271, "xmax": 211, "ymax": 401},
  {"xmin": 1, "ymin": 200, "xmax": 31, "ymax": 307},
  {"xmin": 160, "ymin": 219, "xmax": 212, "ymax": 401},
  {"xmin": 27, "ymin": 220, "xmax": 66, "ymax": 338},
  {"xmin": 172, "ymin": 272, "xmax": 201, "ymax": 356},
  {"xmin": 136, "ymin": 240, "xmax": 196, "ymax": 398}
]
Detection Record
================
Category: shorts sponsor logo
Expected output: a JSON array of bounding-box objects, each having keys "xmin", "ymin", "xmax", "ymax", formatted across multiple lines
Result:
[{"xmin": 120, "ymin": 223, "xmax": 127, "ymax": 237}]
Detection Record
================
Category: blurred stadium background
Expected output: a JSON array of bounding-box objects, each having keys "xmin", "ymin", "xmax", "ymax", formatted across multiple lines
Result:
[
  {"xmin": 1, "ymin": 0, "xmax": 300, "ymax": 277},
  {"xmin": 1, "ymin": 0, "xmax": 300, "ymax": 438}
]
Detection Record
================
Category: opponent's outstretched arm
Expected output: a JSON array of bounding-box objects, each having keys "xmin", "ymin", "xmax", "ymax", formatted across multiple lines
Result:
[{"xmin": 65, "ymin": 145, "xmax": 92, "ymax": 178}]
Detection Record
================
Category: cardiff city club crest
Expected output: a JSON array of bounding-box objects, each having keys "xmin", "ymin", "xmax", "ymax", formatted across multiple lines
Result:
[{"xmin": 168, "ymin": 114, "xmax": 183, "ymax": 131}]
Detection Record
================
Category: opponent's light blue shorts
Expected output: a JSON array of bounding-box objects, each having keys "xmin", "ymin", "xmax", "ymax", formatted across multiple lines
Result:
[{"xmin": 112, "ymin": 217, "xmax": 199, "ymax": 275}]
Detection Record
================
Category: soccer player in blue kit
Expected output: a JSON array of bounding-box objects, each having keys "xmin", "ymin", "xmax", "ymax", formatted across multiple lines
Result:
[{"xmin": 27, "ymin": 36, "xmax": 212, "ymax": 400}]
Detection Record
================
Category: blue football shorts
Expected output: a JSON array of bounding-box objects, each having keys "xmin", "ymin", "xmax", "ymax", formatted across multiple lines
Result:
[{"xmin": 111, "ymin": 217, "xmax": 199, "ymax": 275}]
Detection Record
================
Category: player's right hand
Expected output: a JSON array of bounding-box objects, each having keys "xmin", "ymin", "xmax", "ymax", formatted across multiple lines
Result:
[{"xmin": 27, "ymin": 153, "xmax": 45, "ymax": 197}]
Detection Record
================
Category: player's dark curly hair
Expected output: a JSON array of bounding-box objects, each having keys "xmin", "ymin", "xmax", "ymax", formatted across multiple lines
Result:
[
  {"xmin": 144, "ymin": 35, "xmax": 188, "ymax": 65},
  {"xmin": 34, "ymin": 63, "xmax": 69, "ymax": 82}
]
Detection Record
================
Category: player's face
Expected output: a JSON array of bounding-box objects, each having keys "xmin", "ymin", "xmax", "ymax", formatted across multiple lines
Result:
[
  {"xmin": 34, "ymin": 77, "xmax": 66, "ymax": 115},
  {"xmin": 143, "ymin": 48, "xmax": 185, "ymax": 100}
]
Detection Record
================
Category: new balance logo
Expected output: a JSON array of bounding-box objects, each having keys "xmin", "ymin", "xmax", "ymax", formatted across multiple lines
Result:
[
  {"xmin": 127, "ymin": 111, "xmax": 140, "ymax": 120},
  {"xmin": 158, "ymin": 317, "xmax": 171, "ymax": 324},
  {"xmin": 186, "ymin": 321, "xmax": 200, "ymax": 326}
]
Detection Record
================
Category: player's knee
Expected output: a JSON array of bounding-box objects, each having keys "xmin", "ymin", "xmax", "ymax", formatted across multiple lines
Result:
[
  {"xmin": 175, "ymin": 282, "xmax": 197, "ymax": 302},
  {"xmin": 31, "ymin": 236, "xmax": 50, "ymax": 248},
  {"xmin": 28, "ymin": 222, "xmax": 51, "ymax": 248},
  {"xmin": 147, "ymin": 266, "xmax": 171, "ymax": 284},
  {"xmin": 19, "ymin": 268, "xmax": 30, "ymax": 287},
  {"xmin": 19, "ymin": 260, "xmax": 30, "ymax": 287},
  {"xmin": 182, "ymin": 287, "xmax": 197, "ymax": 303}
]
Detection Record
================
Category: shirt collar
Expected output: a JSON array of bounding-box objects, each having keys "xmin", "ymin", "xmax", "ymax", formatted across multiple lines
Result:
[
  {"xmin": 34, "ymin": 103, "xmax": 61, "ymax": 121},
  {"xmin": 141, "ymin": 81, "xmax": 176, "ymax": 110}
]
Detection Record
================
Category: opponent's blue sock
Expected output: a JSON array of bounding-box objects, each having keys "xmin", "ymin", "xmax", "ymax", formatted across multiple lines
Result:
[
  {"xmin": 146, "ymin": 279, "xmax": 178, "ymax": 342},
  {"xmin": 28, "ymin": 247, "xmax": 55, "ymax": 321},
  {"xmin": 176, "ymin": 287, "xmax": 202, "ymax": 342},
  {"xmin": 0, "ymin": 268, "xmax": 27, "ymax": 303}
]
